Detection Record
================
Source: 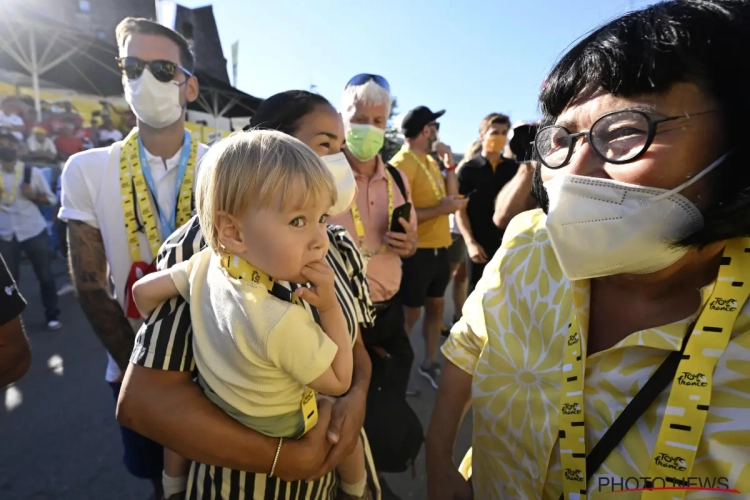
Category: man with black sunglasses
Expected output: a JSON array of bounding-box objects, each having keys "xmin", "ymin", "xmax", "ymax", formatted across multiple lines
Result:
[{"xmin": 58, "ymin": 17, "xmax": 207, "ymax": 500}]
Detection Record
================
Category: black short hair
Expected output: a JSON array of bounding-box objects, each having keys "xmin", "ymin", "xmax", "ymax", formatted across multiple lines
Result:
[
  {"xmin": 246, "ymin": 91, "xmax": 333, "ymax": 137},
  {"xmin": 532, "ymin": 0, "xmax": 750, "ymax": 246},
  {"xmin": 116, "ymin": 17, "xmax": 195, "ymax": 73}
]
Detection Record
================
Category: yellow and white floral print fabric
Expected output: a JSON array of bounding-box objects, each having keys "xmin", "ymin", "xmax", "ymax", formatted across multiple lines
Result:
[{"xmin": 442, "ymin": 209, "xmax": 750, "ymax": 500}]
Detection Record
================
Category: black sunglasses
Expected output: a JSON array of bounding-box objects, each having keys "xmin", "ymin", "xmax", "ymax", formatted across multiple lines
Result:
[
  {"xmin": 534, "ymin": 108, "xmax": 719, "ymax": 169},
  {"xmin": 117, "ymin": 57, "xmax": 193, "ymax": 83},
  {"xmin": 345, "ymin": 74, "xmax": 390, "ymax": 92},
  {"xmin": 428, "ymin": 122, "xmax": 440, "ymax": 131}
]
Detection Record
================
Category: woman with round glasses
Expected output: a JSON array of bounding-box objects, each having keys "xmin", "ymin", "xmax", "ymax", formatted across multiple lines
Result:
[{"xmin": 427, "ymin": 1, "xmax": 750, "ymax": 499}]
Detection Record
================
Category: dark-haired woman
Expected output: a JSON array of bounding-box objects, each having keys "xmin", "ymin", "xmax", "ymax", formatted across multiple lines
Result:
[
  {"xmin": 117, "ymin": 90, "xmax": 380, "ymax": 499},
  {"xmin": 427, "ymin": 1, "xmax": 750, "ymax": 498}
]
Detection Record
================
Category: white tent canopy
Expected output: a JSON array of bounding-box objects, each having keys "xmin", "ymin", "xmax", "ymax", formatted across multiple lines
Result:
[{"xmin": 0, "ymin": 3, "xmax": 122, "ymax": 121}]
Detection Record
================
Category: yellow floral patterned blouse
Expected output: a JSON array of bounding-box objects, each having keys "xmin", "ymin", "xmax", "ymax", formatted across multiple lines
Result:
[{"xmin": 442, "ymin": 209, "xmax": 750, "ymax": 500}]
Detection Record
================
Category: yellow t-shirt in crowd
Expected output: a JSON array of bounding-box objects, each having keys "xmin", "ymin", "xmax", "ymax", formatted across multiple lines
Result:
[
  {"xmin": 390, "ymin": 145, "xmax": 451, "ymax": 249},
  {"xmin": 168, "ymin": 248, "xmax": 339, "ymax": 437},
  {"xmin": 442, "ymin": 208, "xmax": 750, "ymax": 499}
]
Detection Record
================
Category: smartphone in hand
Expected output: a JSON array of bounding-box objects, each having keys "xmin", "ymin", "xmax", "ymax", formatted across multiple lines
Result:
[{"xmin": 389, "ymin": 202, "xmax": 412, "ymax": 233}]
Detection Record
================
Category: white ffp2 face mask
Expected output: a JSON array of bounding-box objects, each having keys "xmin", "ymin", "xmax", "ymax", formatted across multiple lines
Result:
[
  {"xmin": 543, "ymin": 153, "xmax": 728, "ymax": 281},
  {"xmin": 322, "ymin": 152, "xmax": 357, "ymax": 216},
  {"xmin": 124, "ymin": 69, "xmax": 185, "ymax": 129}
]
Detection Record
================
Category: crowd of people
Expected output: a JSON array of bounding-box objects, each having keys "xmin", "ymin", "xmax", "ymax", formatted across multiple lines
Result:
[
  {"xmin": 0, "ymin": 96, "xmax": 131, "ymax": 159},
  {"xmin": 2, "ymin": 0, "xmax": 750, "ymax": 499}
]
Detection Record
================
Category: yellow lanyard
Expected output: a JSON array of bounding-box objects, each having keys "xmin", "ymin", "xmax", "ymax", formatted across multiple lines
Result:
[
  {"xmin": 0, "ymin": 164, "xmax": 22, "ymax": 206},
  {"xmin": 559, "ymin": 237, "xmax": 750, "ymax": 499},
  {"xmin": 221, "ymin": 254, "xmax": 319, "ymax": 436},
  {"xmin": 407, "ymin": 149, "xmax": 445, "ymax": 201},
  {"xmin": 118, "ymin": 130, "xmax": 198, "ymax": 264},
  {"xmin": 351, "ymin": 171, "xmax": 394, "ymax": 258}
]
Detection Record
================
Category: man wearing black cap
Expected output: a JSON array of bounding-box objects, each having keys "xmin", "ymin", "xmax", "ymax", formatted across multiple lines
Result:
[{"xmin": 389, "ymin": 106, "xmax": 467, "ymax": 389}]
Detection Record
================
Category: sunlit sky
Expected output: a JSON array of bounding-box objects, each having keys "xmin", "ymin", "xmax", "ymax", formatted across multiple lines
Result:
[{"xmin": 178, "ymin": 0, "xmax": 658, "ymax": 151}]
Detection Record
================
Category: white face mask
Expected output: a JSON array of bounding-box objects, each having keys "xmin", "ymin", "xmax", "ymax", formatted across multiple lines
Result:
[
  {"xmin": 124, "ymin": 69, "xmax": 185, "ymax": 129},
  {"xmin": 543, "ymin": 153, "xmax": 728, "ymax": 281},
  {"xmin": 322, "ymin": 152, "xmax": 357, "ymax": 216}
]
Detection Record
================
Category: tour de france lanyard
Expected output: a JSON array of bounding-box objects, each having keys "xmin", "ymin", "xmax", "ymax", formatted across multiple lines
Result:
[
  {"xmin": 559, "ymin": 237, "xmax": 750, "ymax": 500},
  {"xmin": 221, "ymin": 253, "xmax": 320, "ymax": 436},
  {"xmin": 406, "ymin": 149, "xmax": 445, "ymax": 201},
  {"xmin": 0, "ymin": 164, "xmax": 22, "ymax": 206},
  {"xmin": 118, "ymin": 128, "xmax": 198, "ymax": 266},
  {"xmin": 350, "ymin": 171, "xmax": 394, "ymax": 259}
]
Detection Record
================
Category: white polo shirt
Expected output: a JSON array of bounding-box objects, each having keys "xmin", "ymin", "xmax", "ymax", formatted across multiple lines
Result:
[{"xmin": 59, "ymin": 138, "xmax": 208, "ymax": 382}]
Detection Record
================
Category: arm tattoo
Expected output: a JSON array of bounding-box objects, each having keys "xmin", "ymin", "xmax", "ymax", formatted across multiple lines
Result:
[{"xmin": 67, "ymin": 220, "xmax": 135, "ymax": 372}]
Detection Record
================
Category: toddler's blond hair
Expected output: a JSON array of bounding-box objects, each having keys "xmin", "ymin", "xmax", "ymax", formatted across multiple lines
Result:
[{"xmin": 196, "ymin": 130, "xmax": 337, "ymax": 252}]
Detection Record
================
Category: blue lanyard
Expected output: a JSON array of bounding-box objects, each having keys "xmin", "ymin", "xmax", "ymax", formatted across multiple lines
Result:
[{"xmin": 137, "ymin": 130, "xmax": 192, "ymax": 237}]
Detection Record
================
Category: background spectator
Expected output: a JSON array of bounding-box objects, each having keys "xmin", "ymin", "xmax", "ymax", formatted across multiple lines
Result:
[
  {"xmin": 57, "ymin": 102, "xmax": 83, "ymax": 129},
  {"xmin": 26, "ymin": 127, "xmax": 57, "ymax": 161},
  {"xmin": 54, "ymin": 124, "xmax": 84, "ymax": 160},
  {"xmin": 0, "ymin": 131, "xmax": 61, "ymax": 330},
  {"xmin": 99, "ymin": 117, "xmax": 123, "ymax": 144},
  {"xmin": 0, "ymin": 99, "xmax": 25, "ymax": 142}
]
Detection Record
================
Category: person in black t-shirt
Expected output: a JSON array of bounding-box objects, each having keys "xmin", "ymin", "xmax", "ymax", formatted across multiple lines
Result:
[
  {"xmin": 455, "ymin": 113, "xmax": 519, "ymax": 292},
  {"xmin": 0, "ymin": 252, "xmax": 31, "ymax": 387}
]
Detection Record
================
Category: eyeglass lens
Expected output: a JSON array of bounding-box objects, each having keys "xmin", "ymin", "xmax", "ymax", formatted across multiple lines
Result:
[
  {"xmin": 536, "ymin": 110, "xmax": 651, "ymax": 168},
  {"xmin": 120, "ymin": 57, "xmax": 179, "ymax": 83}
]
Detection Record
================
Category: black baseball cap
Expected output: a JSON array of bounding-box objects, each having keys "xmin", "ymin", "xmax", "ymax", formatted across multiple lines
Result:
[
  {"xmin": 0, "ymin": 129, "xmax": 19, "ymax": 144},
  {"xmin": 401, "ymin": 106, "xmax": 445, "ymax": 138}
]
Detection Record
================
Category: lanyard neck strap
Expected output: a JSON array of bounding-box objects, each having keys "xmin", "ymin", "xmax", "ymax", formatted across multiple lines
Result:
[
  {"xmin": 119, "ymin": 129, "xmax": 198, "ymax": 265},
  {"xmin": 221, "ymin": 253, "xmax": 275, "ymax": 292},
  {"xmin": 0, "ymin": 164, "xmax": 22, "ymax": 205},
  {"xmin": 406, "ymin": 149, "xmax": 444, "ymax": 200},
  {"xmin": 136, "ymin": 130, "xmax": 194, "ymax": 236},
  {"xmin": 351, "ymin": 169, "xmax": 394, "ymax": 258},
  {"xmin": 559, "ymin": 237, "xmax": 750, "ymax": 499},
  {"xmin": 220, "ymin": 251, "xmax": 320, "ymax": 435}
]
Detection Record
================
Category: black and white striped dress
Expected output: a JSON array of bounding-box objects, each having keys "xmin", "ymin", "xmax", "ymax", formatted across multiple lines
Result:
[{"xmin": 131, "ymin": 215, "xmax": 381, "ymax": 499}]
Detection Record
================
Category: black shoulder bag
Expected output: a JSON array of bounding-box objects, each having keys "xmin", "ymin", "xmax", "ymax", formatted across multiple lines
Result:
[{"xmin": 558, "ymin": 322, "xmax": 695, "ymax": 499}]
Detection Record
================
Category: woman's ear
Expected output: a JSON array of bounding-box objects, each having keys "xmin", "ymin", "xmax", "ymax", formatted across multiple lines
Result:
[{"xmin": 216, "ymin": 211, "xmax": 246, "ymax": 255}]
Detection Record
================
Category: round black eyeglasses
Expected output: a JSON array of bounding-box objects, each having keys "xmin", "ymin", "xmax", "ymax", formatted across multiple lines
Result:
[{"xmin": 533, "ymin": 109, "xmax": 718, "ymax": 169}]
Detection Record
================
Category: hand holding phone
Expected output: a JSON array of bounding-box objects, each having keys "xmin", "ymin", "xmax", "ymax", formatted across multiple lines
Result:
[
  {"xmin": 389, "ymin": 202, "xmax": 412, "ymax": 233},
  {"xmin": 386, "ymin": 202, "xmax": 417, "ymax": 257}
]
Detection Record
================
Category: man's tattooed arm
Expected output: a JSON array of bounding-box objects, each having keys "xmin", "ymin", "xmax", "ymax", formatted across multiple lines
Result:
[{"xmin": 67, "ymin": 220, "xmax": 135, "ymax": 373}]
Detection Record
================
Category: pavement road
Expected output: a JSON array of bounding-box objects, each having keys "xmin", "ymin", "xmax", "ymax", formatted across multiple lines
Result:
[{"xmin": 0, "ymin": 258, "xmax": 473, "ymax": 500}]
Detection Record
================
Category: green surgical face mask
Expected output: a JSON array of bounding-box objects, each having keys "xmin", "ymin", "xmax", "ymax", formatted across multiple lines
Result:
[{"xmin": 346, "ymin": 123, "xmax": 385, "ymax": 161}]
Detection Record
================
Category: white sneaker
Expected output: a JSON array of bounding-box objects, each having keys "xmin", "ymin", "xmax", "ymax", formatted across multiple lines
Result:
[
  {"xmin": 47, "ymin": 320, "xmax": 62, "ymax": 330},
  {"xmin": 57, "ymin": 283, "xmax": 75, "ymax": 296}
]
